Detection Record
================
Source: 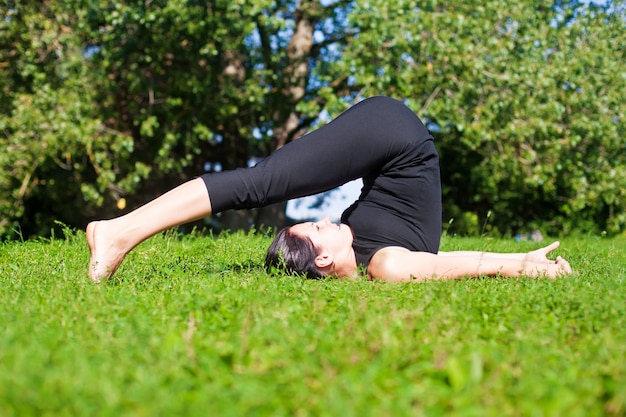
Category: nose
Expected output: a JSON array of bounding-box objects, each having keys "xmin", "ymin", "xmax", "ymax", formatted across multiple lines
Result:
[{"xmin": 314, "ymin": 217, "xmax": 331, "ymax": 228}]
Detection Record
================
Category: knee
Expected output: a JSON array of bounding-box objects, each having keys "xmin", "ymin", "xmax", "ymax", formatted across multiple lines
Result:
[
  {"xmin": 362, "ymin": 95, "xmax": 402, "ymax": 108},
  {"xmin": 360, "ymin": 96, "xmax": 414, "ymax": 117}
]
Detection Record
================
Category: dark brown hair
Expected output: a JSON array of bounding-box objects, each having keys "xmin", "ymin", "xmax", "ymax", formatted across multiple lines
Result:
[{"xmin": 265, "ymin": 227, "xmax": 325, "ymax": 279}]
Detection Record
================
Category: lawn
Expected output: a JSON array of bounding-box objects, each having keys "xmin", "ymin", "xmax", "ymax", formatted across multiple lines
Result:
[{"xmin": 0, "ymin": 229, "xmax": 624, "ymax": 416}]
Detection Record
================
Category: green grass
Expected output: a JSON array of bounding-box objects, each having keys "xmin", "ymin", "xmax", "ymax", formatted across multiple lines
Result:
[{"xmin": 0, "ymin": 230, "xmax": 624, "ymax": 416}]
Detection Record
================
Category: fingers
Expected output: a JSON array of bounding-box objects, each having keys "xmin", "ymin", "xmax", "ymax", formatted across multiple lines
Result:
[
  {"xmin": 542, "ymin": 241, "xmax": 560, "ymax": 253},
  {"xmin": 555, "ymin": 255, "xmax": 572, "ymax": 275}
]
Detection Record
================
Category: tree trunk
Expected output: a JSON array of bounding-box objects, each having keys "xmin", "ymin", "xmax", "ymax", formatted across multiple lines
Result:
[
  {"xmin": 219, "ymin": 210, "xmax": 252, "ymax": 232},
  {"xmin": 254, "ymin": 201, "xmax": 289, "ymax": 232}
]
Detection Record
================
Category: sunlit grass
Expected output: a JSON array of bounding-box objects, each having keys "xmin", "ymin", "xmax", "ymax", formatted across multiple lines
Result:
[{"xmin": 0, "ymin": 230, "xmax": 624, "ymax": 416}]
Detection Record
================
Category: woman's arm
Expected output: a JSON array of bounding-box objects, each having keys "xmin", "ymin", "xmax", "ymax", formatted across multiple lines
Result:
[{"xmin": 367, "ymin": 241, "xmax": 572, "ymax": 283}]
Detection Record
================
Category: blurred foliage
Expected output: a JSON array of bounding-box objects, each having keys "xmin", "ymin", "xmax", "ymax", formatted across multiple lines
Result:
[{"xmin": 0, "ymin": 0, "xmax": 624, "ymax": 238}]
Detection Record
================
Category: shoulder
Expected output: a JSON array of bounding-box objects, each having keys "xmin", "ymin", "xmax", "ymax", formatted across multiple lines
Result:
[{"xmin": 368, "ymin": 246, "xmax": 436, "ymax": 282}]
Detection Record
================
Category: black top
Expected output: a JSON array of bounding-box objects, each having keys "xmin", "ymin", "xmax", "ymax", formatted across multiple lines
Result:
[{"xmin": 341, "ymin": 134, "xmax": 441, "ymax": 267}]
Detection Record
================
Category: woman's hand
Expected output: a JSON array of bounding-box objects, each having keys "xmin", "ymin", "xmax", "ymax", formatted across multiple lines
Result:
[{"xmin": 522, "ymin": 241, "xmax": 572, "ymax": 278}]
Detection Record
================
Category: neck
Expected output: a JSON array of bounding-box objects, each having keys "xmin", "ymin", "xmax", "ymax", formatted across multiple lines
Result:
[{"xmin": 333, "ymin": 248, "xmax": 359, "ymax": 279}]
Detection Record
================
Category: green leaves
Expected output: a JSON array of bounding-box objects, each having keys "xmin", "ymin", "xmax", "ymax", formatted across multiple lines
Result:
[
  {"xmin": 343, "ymin": 0, "xmax": 626, "ymax": 236},
  {"xmin": 0, "ymin": 0, "xmax": 624, "ymax": 237}
]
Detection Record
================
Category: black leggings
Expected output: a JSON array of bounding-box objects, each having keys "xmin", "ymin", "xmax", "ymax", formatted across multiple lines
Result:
[{"xmin": 202, "ymin": 96, "xmax": 438, "ymax": 215}]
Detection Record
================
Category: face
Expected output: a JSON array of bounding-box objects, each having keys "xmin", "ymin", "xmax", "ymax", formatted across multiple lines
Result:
[{"xmin": 290, "ymin": 217, "xmax": 353, "ymax": 260}]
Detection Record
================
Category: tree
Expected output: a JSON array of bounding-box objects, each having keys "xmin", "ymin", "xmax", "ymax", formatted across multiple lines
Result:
[
  {"xmin": 338, "ymin": 0, "xmax": 626, "ymax": 235},
  {"xmin": 1, "ymin": 0, "xmax": 624, "ymax": 238},
  {"xmin": 0, "ymin": 1, "xmax": 131, "ymax": 236},
  {"xmin": 0, "ymin": 0, "xmax": 358, "ymax": 237}
]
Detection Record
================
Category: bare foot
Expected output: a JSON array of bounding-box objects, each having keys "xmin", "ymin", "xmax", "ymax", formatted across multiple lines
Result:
[{"xmin": 86, "ymin": 221, "xmax": 129, "ymax": 282}]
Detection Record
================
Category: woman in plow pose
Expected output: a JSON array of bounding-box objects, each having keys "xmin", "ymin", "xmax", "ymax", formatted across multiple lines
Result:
[{"xmin": 87, "ymin": 96, "xmax": 572, "ymax": 283}]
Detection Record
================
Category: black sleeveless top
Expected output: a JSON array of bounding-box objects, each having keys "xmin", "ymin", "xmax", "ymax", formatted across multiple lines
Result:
[{"xmin": 341, "ymin": 137, "xmax": 441, "ymax": 268}]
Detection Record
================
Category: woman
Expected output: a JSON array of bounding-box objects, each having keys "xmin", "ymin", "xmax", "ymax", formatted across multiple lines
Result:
[{"xmin": 87, "ymin": 96, "xmax": 572, "ymax": 282}]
